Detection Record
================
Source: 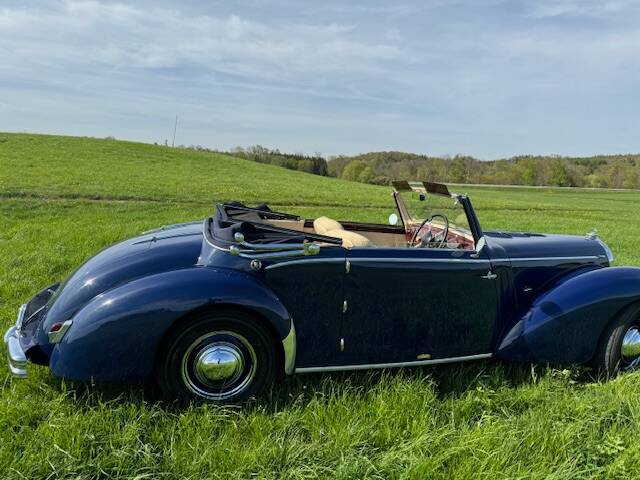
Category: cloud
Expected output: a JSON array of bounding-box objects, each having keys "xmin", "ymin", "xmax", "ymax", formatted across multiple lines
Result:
[
  {"xmin": 0, "ymin": 0, "xmax": 639, "ymax": 157},
  {"xmin": 0, "ymin": 1, "xmax": 405, "ymax": 77},
  {"xmin": 527, "ymin": 0, "xmax": 638, "ymax": 18}
]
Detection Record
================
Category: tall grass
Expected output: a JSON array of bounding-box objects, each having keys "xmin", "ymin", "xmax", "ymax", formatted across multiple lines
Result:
[{"xmin": 2, "ymin": 133, "xmax": 640, "ymax": 479}]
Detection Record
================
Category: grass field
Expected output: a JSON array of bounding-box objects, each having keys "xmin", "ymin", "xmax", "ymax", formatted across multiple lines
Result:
[{"xmin": 2, "ymin": 133, "xmax": 640, "ymax": 479}]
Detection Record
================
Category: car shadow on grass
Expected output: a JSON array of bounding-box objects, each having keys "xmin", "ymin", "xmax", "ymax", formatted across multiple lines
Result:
[
  {"xmin": 271, "ymin": 360, "xmax": 575, "ymax": 397},
  {"xmin": 260, "ymin": 359, "xmax": 600, "ymax": 413},
  {"xmin": 51, "ymin": 359, "xmax": 598, "ymax": 413}
]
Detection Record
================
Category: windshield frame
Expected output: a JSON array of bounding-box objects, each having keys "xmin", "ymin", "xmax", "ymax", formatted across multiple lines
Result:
[{"xmin": 392, "ymin": 181, "xmax": 483, "ymax": 244}]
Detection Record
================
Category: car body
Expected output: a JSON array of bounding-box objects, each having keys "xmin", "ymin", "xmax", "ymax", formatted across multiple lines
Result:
[{"xmin": 6, "ymin": 181, "xmax": 640, "ymax": 402}]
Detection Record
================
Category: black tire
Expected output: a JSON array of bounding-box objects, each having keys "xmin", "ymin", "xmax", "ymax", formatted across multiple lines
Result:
[
  {"xmin": 593, "ymin": 303, "xmax": 640, "ymax": 377},
  {"xmin": 156, "ymin": 309, "xmax": 278, "ymax": 404}
]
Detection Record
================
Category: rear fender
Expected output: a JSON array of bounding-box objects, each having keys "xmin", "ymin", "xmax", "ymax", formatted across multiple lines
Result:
[
  {"xmin": 497, "ymin": 267, "xmax": 640, "ymax": 363},
  {"xmin": 49, "ymin": 267, "xmax": 291, "ymax": 382}
]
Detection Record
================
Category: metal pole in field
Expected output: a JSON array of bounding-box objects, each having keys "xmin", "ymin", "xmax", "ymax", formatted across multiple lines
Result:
[{"xmin": 172, "ymin": 115, "xmax": 178, "ymax": 147}]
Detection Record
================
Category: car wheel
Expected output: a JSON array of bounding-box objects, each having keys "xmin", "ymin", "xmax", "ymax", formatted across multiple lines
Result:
[
  {"xmin": 593, "ymin": 303, "xmax": 640, "ymax": 376},
  {"xmin": 156, "ymin": 310, "xmax": 278, "ymax": 403}
]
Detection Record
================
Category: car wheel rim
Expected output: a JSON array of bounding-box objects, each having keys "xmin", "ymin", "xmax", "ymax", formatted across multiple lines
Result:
[
  {"xmin": 181, "ymin": 330, "xmax": 257, "ymax": 400},
  {"xmin": 620, "ymin": 326, "xmax": 640, "ymax": 370}
]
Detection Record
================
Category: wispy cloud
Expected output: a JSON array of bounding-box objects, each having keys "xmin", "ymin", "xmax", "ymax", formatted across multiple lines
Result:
[
  {"xmin": 0, "ymin": 1, "xmax": 405, "ymax": 77},
  {"xmin": 527, "ymin": 0, "xmax": 638, "ymax": 18},
  {"xmin": 0, "ymin": 0, "xmax": 639, "ymax": 157}
]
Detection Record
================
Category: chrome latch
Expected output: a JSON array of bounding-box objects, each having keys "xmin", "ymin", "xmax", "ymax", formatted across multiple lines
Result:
[{"xmin": 481, "ymin": 271, "xmax": 498, "ymax": 280}]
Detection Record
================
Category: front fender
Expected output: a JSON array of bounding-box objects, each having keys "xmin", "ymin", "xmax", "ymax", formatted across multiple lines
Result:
[
  {"xmin": 49, "ymin": 267, "xmax": 291, "ymax": 382},
  {"xmin": 497, "ymin": 267, "xmax": 640, "ymax": 364}
]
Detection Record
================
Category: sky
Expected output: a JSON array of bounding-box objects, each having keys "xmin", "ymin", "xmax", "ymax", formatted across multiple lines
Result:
[{"xmin": 1, "ymin": 0, "xmax": 639, "ymax": 159}]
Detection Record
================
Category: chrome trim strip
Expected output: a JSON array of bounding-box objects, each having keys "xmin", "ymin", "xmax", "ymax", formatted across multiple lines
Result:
[
  {"xmin": 349, "ymin": 255, "xmax": 601, "ymax": 265},
  {"xmin": 265, "ymin": 257, "xmax": 345, "ymax": 270},
  {"xmin": 207, "ymin": 241, "xmax": 233, "ymax": 253},
  {"xmin": 596, "ymin": 239, "xmax": 614, "ymax": 264},
  {"xmin": 295, "ymin": 353, "xmax": 492, "ymax": 373},
  {"xmin": 282, "ymin": 321, "xmax": 297, "ymax": 375},
  {"xmin": 266, "ymin": 255, "xmax": 601, "ymax": 268},
  {"xmin": 203, "ymin": 219, "xmax": 231, "ymax": 252},
  {"xmin": 143, "ymin": 220, "xmax": 201, "ymax": 235},
  {"xmin": 349, "ymin": 257, "xmax": 491, "ymax": 264},
  {"xmin": 4, "ymin": 326, "xmax": 27, "ymax": 378},
  {"xmin": 506, "ymin": 256, "xmax": 602, "ymax": 263}
]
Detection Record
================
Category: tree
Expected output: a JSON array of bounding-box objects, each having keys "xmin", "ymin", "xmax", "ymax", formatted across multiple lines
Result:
[
  {"xmin": 517, "ymin": 158, "xmax": 537, "ymax": 185},
  {"xmin": 341, "ymin": 160, "xmax": 368, "ymax": 182},
  {"xmin": 448, "ymin": 157, "xmax": 468, "ymax": 183},
  {"xmin": 549, "ymin": 160, "xmax": 570, "ymax": 186},
  {"xmin": 358, "ymin": 166, "xmax": 375, "ymax": 183}
]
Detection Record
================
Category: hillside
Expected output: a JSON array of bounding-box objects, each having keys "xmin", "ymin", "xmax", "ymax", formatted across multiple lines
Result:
[
  {"xmin": 0, "ymin": 133, "xmax": 388, "ymax": 209},
  {"xmin": 2, "ymin": 133, "xmax": 640, "ymax": 479}
]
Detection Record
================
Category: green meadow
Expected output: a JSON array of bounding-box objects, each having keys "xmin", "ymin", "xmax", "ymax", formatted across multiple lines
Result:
[{"xmin": 2, "ymin": 133, "xmax": 640, "ymax": 479}]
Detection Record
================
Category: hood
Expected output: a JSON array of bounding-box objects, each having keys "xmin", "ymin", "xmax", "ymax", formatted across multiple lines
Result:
[
  {"xmin": 484, "ymin": 230, "xmax": 610, "ymax": 322},
  {"xmin": 484, "ymin": 230, "xmax": 608, "ymax": 261},
  {"xmin": 43, "ymin": 221, "xmax": 203, "ymax": 328}
]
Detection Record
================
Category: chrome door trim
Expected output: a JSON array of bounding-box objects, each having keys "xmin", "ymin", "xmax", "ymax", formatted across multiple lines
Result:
[
  {"xmin": 348, "ymin": 257, "xmax": 491, "ymax": 264},
  {"xmin": 505, "ymin": 255, "xmax": 602, "ymax": 264},
  {"xmin": 295, "ymin": 353, "xmax": 492, "ymax": 373},
  {"xmin": 265, "ymin": 257, "xmax": 345, "ymax": 270}
]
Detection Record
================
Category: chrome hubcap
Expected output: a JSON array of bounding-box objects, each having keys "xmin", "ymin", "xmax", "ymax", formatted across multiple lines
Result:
[
  {"xmin": 621, "ymin": 327, "xmax": 640, "ymax": 363},
  {"xmin": 181, "ymin": 331, "xmax": 257, "ymax": 401},
  {"xmin": 194, "ymin": 343, "xmax": 243, "ymax": 383}
]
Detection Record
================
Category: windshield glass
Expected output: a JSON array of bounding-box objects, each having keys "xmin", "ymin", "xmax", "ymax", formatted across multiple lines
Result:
[{"xmin": 398, "ymin": 190, "xmax": 472, "ymax": 237}]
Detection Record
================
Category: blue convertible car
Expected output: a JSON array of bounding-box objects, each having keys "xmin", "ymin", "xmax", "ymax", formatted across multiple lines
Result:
[{"xmin": 5, "ymin": 181, "xmax": 640, "ymax": 403}]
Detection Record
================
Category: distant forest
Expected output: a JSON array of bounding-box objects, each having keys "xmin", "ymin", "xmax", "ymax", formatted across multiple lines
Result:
[
  {"xmin": 219, "ymin": 145, "xmax": 640, "ymax": 189},
  {"xmin": 327, "ymin": 152, "xmax": 640, "ymax": 189},
  {"xmin": 229, "ymin": 145, "xmax": 328, "ymax": 176}
]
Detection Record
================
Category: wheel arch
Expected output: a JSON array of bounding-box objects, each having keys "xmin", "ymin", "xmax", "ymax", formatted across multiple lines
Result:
[
  {"xmin": 496, "ymin": 267, "xmax": 640, "ymax": 364},
  {"xmin": 591, "ymin": 299, "xmax": 640, "ymax": 364},
  {"xmin": 152, "ymin": 302, "xmax": 287, "ymax": 379},
  {"xmin": 50, "ymin": 267, "xmax": 295, "ymax": 382}
]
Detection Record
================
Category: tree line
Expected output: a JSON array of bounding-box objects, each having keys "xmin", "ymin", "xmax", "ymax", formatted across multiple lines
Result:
[
  {"xmin": 212, "ymin": 144, "xmax": 640, "ymax": 189},
  {"xmin": 229, "ymin": 145, "xmax": 328, "ymax": 176},
  {"xmin": 327, "ymin": 152, "xmax": 640, "ymax": 189}
]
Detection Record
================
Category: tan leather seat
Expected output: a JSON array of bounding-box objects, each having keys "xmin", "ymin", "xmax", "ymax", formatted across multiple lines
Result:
[
  {"xmin": 325, "ymin": 229, "xmax": 373, "ymax": 248},
  {"xmin": 313, "ymin": 216, "xmax": 343, "ymax": 235}
]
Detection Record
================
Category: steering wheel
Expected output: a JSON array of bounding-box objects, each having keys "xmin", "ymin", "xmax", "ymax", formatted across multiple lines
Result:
[{"xmin": 410, "ymin": 214, "xmax": 449, "ymax": 248}]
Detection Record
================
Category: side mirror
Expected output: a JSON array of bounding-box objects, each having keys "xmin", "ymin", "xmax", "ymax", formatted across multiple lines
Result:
[{"xmin": 388, "ymin": 213, "xmax": 399, "ymax": 226}]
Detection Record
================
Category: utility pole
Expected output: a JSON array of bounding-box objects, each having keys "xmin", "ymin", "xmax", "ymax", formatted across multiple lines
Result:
[{"xmin": 172, "ymin": 115, "xmax": 178, "ymax": 147}]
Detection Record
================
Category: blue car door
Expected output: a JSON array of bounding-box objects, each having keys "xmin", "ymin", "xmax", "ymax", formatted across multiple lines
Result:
[
  {"xmin": 263, "ymin": 246, "xmax": 347, "ymax": 369},
  {"xmin": 339, "ymin": 246, "xmax": 499, "ymax": 366}
]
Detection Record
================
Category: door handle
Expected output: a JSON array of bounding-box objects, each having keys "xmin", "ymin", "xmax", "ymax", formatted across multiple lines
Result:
[{"xmin": 480, "ymin": 271, "xmax": 498, "ymax": 280}]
